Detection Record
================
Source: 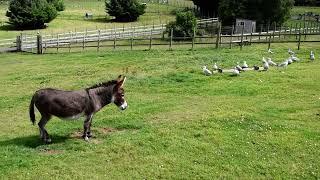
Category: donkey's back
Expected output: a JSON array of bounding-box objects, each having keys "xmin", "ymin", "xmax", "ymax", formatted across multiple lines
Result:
[{"xmin": 31, "ymin": 88, "xmax": 90, "ymax": 120}]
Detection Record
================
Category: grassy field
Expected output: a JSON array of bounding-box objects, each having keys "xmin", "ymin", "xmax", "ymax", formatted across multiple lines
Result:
[
  {"xmin": 286, "ymin": 6, "xmax": 320, "ymax": 25},
  {"xmin": 0, "ymin": 0, "xmax": 181, "ymax": 39},
  {"xmin": 0, "ymin": 43, "xmax": 319, "ymax": 179}
]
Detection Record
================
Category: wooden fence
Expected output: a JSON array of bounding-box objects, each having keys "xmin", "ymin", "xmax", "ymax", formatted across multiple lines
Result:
[
  {"xmin": 0, "ymin": 18, "xmax": 218, "ymax": 53},
  {"xmin": 1, "ymin": 19, "xmax": 320, "ymax": 53}
]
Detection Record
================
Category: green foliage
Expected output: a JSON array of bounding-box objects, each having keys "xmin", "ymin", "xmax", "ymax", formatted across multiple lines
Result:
[
  {"xmin": 218, "ymin": 0, "xmax": 295, "ymax": 25},
  {"xmin": 105, "ymin": 0, "xmax": 146, "ymax": 22},
  {"xmin": 166, "ymin": 10, "xmax": 197, "ymax": 37},
  {"xmin": 192, "ymin": 0, "xmax": 219, "ymax": 17},
  {"xmin": 47, "ymin": 0, "xmax": 65, "ymax": 11},
  {"xmin": 6, "ymin": 0, "xmax": 57, "ymax": 29},
  {"xmin": 0, "ymin": 43, "xmax": 319, "ymax": 178},
  {"xmin": 295, "ymin": 0, "xmax": 320, "ymax": 6}
]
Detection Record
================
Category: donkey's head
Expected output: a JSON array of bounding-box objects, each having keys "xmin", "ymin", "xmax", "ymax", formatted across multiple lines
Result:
[{"xmin": 112, "ymin": 75, "xmax": 128, "ymax": 110}]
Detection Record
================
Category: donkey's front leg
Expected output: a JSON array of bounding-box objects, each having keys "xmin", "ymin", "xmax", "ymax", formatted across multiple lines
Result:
[{"xmin": 82, "ymin": 114, "xmax": 93, "ymax": 141}]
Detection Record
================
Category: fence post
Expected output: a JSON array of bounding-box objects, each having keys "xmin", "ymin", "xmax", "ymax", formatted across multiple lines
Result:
[
  {"xmin": 289, "ymin": 24, "xmax": 292, "ymax": 35},
  {"xmin": 249, "ymin": 26, "xmax": 253, "ymax": 44},
  {"xmin": 37, "ymin": 33, "xmax": 43, "ymax": 54},
  {"xmin": 295, "ymin": 23, "xmax": 299, "ymax": 39},
  {"xmin": 280, "ymin": 25, "xmax": 283, "ymax": 39},
  {"xmin": 16, "ymin": 35, "xmax": 22, "ymax": 52},
  {"xmin": 162, "ymin": 23, "xmax": 165, "ymax": 40},
  {"xmin": 215, "ymin": 21, "xmax": 221, "ymax": 49},
  {"xmin": 230, "ymin": 25, "xmax": 234, "ymax": 49},
  {"xmin": 149, "ymin": 29, "xmax": 153, "ymax": 50},
  {"xmin": 69, "ymin": 31, "xmax": 72, "ymax": 53},
  {"xmin": 169, "ymin": 28, "xmax": 173, "ymax": 50},
  {"xmin": 272, "ymin": 22, "xmax": 276, "ymax": 40},
  {"xmin": 57, "ymin": 34, "xmax": 60, "ymax": 53},
  {"xmin": 240, "ymin": 23, "xmax": 244, "ymax": 50},
  {"xmin": 82, "ymin": 31, "xmax": 86, "ymax": 51},
  {"xmin": 97, "ymin": 29, "xmax": 101, "ymax": 52},
  {"xmin": 192, "ymin": 27, "xmax": 195, "ymax": 50},
  {"xmin": 266, "ymin": 23, "xmax": 270, "ymax": 41},
  {"xmin": 298, "ymin": 27, "xmax": 301, "ymax": 50},
  {"xmin": 258, "ymin": 24, "xmax": 262, "ymax": 42},
  {"xmin": 304, "ymin": 22, "xmax": 308, "ymax": 39},
  {"xmin": 131, "ymin": 29, "xmax": 134, "ymax": 50},
  {"xmin": 268, "ymin": 30, "xmax": 272, "ymax": 50},
  {"xmin": 113, "ymin": 28, "xmax": 116, "ymax": 49}
]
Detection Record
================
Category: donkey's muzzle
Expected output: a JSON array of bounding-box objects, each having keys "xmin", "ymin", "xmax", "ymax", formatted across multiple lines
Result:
[{"xmin": 119, "ymin": 101, "xmax": 128, "ymax": 110}]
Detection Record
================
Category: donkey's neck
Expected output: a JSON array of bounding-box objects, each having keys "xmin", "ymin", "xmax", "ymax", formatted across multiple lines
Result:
[{"xmin": 89, "ymin": 85, "xmax": 114, "ymax": 112}]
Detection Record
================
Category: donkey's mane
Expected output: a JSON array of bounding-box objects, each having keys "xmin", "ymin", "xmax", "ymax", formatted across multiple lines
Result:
[{"xmin": 86, "ymin": 80, "xmax": 117, "ymax": 90}]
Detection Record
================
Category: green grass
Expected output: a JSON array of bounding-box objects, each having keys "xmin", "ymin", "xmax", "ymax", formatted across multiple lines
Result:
[
  {"xmin": 286, "ymin": 6, "xmax": 320, "ymax": 25},
  {"xmin": 0, "ymin": 43, "xmax": 319, "ymax": 179},
  {"xmin": 0, "ymin": 0, "xmax": 180, "ymax": 39}
]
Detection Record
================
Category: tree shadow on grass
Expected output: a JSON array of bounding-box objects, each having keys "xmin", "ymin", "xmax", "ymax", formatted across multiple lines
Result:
[
  {"xmin": 0, "ymin": 135, "xmax": 69, "ymax": 149},
  {"xmin": 0, "ymin": 24, "xmax": 16, "ymax": 31}
]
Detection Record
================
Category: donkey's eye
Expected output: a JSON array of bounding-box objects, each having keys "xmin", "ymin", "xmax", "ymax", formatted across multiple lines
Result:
[{"xmin": 121, "ymin": 94, "xmax": 125, "ymax": 97}]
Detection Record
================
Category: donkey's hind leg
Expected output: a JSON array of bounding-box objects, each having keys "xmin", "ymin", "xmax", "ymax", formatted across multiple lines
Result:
[
  {"xmin": 38, "ymin": 114, "xmax": 52, "ymax": 144},
  {"xmin": 83, "ymin": 114, "xmax": 93, "ymax": 141}
]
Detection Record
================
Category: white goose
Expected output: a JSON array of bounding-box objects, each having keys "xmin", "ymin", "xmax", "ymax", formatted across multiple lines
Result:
[
  {"xmin": 267, "ymin": 58, "xmax": 277, "ymax": 66},
  {"xmin": 202, "ymin": 65, "xmax": 212, "ymax": 76},
  {"xmin": 278, "ymin": 60, "xmax": 288, "ymax": 69},
  {"xmin": 242, "ymin": 61, "xmax": 248, "ymax": 69},
  {"xmin": 235, "ymin": 62, "xmax": 243, "ymax": 72},
  {"xmin": 213, "ymin": 63, "xmax": 219, "ymax": 71},
  {"xmin": 232, "ymin": 67, "xmax": 240, "ymax": 76},
  {"xmin": 262, "ymin": 58, "xmax": 269, "ymax": 71},
  {"xmin": 290, "ymin": 55, "xmax": 300, "ymax": 62},
  {"xmin": 287, "ymin": 57, "xmax": 293, "ymax": 64},
  {"xmin": 288, "ymin": 48, "xmax": 295, "ymax": 55},
  {"xmin": 310, "ymin": 51, "xmax": 315, "ymax": 61},
  {"xmin": 221, "ymin": 68, "xmax": 240, "ymax": 75}
]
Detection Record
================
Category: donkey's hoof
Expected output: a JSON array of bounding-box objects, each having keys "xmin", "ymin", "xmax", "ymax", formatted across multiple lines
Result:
[
  {"xmin": 44, "ymin": 138, "xmax": 52, "ymax": 144},
  {"xmin": 84, "ymin": 136, "xmax": 89, "ymax": 141},
  {"xmin": 87, "ymin": 133, "xmax": 93, "ymax": 138}
]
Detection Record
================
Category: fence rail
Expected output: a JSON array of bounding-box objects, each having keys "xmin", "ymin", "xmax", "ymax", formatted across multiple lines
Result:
[
  {"xmin": 0, "ymin": 18, "xmax": 218, "ymax": 53},
  {"xmin": 1, "ymin": 18, "xmax": 320, "ymax": 53}
]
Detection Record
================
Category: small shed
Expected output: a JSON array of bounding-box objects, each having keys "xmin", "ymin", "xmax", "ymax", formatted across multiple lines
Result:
[
  {"xmin": 84, "ymin": 12, "xmax": 93, "ymax": 19},
  {"xmin": 234, "ymin": 19, "xmax": 256, "ymax": 34}
]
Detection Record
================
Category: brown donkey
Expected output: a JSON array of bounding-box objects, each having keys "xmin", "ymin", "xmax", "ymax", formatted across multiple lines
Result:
[{"xmin": 29, "ymin": 75, "xmax": 128, "ymax": 143}]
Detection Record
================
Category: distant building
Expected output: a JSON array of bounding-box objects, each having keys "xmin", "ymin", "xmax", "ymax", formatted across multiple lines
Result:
[
  {"xmin": 234, "ymin": 19, "xmax": 256, "ymax": 34},
  {"xmin": 85, "ymin": 12, "xmax": 93, "ymax": 19}
]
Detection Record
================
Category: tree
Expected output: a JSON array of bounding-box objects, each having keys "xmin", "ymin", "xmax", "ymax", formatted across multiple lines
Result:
[
  {"xmin": 105, "ymin": 0, "xmax": 146, "ymax": 22},
  {"xmin": 47, "ymin": 0, "xmax": 65, "ymax": 11},
  {"xmin": 6, "ymin": 0, "xmax": 57, "ymax": 29},
  {"xmin": 295, "ymin": 0, "xmax": 320, "ymax": 6},
  {"xmin": 192, "ymin": 0, "xmax": 219, "ymax": 17},
  {"xmin": 218, "ymin": 0, "xmax": 294, "ymax": 25},
  {"xmin": 166, "ymin": 10, "xmax": 197, "ymax": 37}
]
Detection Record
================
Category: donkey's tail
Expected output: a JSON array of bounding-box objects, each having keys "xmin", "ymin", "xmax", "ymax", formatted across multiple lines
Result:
[{"xmin": 29, "ymin": 95, "xmax": 36, "ymax": 125}]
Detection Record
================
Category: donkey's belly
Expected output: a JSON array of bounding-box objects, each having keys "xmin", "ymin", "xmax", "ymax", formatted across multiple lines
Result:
[{"xmin": 60, "ymin": 113, "xmax": 84, "ymax": 121}]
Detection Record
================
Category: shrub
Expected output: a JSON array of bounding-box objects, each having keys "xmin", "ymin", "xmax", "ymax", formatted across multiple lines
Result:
[
  {"xmin": 105, "ymin": 0, "xmax": 146, "ymax": 22},
  {"xmin": 47, "ymin": 0, "xmax": 65, "ymax": 11},
  {"xmin": 166, "ymin": 11, "xmax": 197, "ymax": 38},
  {"xmin": 6, "ymin": 0, "xmax": 57, "ymax": 29}
]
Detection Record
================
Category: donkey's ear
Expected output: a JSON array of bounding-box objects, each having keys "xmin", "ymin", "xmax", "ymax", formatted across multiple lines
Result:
[
  {"xmin": 119, "ymin": 76, "xmax": 126, "ymax": 87},
  {"xmin": 117, "ymin": 75, "xmax": 122, "ymax": 82}
]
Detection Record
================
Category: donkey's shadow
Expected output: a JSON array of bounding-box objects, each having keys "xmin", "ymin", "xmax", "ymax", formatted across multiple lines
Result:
[{"xmin": 0, "ymin": 135, "xmax": 68, "ymax": 148}]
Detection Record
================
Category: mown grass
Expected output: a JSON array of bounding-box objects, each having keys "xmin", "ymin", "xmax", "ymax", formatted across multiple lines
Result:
[
  {"xmin": 286, "ymin": 6, "xmax": 320, "ymax": 25},
  {"xmin": 0, "ymin": 43, "xmax": 319, "ymax": 179},
  {"xmin": 0, "ymin": 0, "xmax": 179, "ymax": 39}
]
